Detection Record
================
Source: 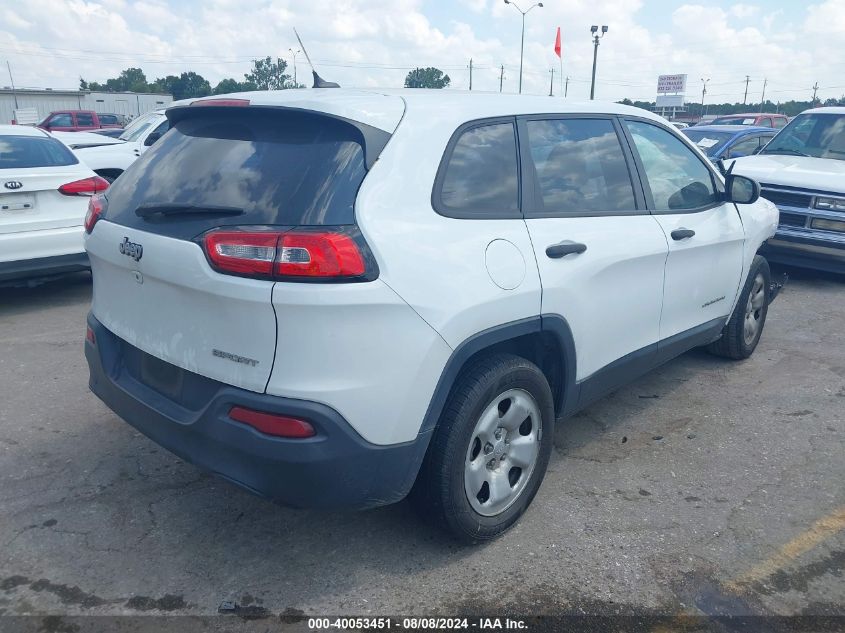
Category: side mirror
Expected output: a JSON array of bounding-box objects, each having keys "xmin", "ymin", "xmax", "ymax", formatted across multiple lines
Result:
[
  {"xmin": 752, "ymin": 145, "xmax": 764, "ymax": 155},
  {"xmin": 143, "ymin": 132, "xmax": 161, "ymax": 147},
  {"xmin": 724, "ymin": 174, "xmax": 760, "ymax": 205}
]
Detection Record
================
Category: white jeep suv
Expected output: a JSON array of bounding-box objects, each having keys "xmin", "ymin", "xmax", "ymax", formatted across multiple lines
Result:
[{"xmin": 84, "ymin": 91, "xmax": 778, "ymax": 541}]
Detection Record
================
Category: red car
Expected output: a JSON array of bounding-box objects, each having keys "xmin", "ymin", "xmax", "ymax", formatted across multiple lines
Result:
[
  {"xmin": 709, "ymin": 113, "xmax": 789, "ymax": 128},
  {"xmin": 37, "ymin": 111, "xmax": 124, "ymax": 133}
]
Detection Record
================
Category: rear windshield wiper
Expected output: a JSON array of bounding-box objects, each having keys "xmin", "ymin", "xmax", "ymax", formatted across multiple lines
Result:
[
  {"xmin": 135, "ymin": 203, "xmax": 245, "ymax": 219},
  {"xmin": 761, "ymin": 148, "xmax": 810, "ymax": 157}
]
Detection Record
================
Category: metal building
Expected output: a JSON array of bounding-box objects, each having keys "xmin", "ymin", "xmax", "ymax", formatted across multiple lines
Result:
[{"xmin": 0, "ymin": 88, "xmax": 173, "ymax": 125}]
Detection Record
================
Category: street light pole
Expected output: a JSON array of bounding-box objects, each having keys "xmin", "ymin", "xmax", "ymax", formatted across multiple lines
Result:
[
  {"xmin": 504, "ymin": 0, "xmax": 543, "ymax": 94},
  {"xmin": 589, "ymin": 25, "xmax": 608, "ymax": 100},
  {"xmin": 288, "ymin": 48, "xmax": 300, "ymax": 86},
  {"xmin": 700, "ymin": 77, "xmax": 710, "ymax": 120}
]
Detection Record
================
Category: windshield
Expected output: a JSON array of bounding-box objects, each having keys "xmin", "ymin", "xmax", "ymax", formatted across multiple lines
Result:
[
  {"xmin": 118, "ymin": 112, "xmax": 160, "ymax": 141},
  {"xmin": 711, "ymin": 116, "xmax": 758, "ymax": 125},
  {"xmin": 0, "ymin": 135, "xmax": 79, "ymax": 168},
  {"xmin": 761, "ymin": 113, "xmax": 845, "ymax": 161},
  {"xmin": 682, "ymin": 130, "xmax": 735, "ymax": 157}
]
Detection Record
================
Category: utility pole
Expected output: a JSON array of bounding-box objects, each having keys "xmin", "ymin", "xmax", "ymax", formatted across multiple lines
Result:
[
  {"xmin": 549, "ymin": 67, "xmax": 555, "ymax": 96},
  {"xmin": 6, "ymin": 61, "xmax": 18, "ymax": 110},
  {"xmin": 743, "ymin": 75, "xmax": 750, "ymax": 105},
  {"xmin": 589, "ymin": 25, "xmax": 608, "ymax": 100},
  {"xmin": 700, "ymin": 77, "xmax": 710, "ymax": 121},
  {"xmin": 812, "ymin": 82, "xmax": 819, "ymax": 106},
  {"xmin": 468, "ymin": 58, "xmax": 473, "ymax": 91},
  {"xmin": 499, "ymin": 64, "xmax": 505, "ymax": 93},
  {"xmin": 288, "ymin": 48, "xmax": 300, "ymax": 86},
  {"xmin": 759, "ymin": 78, "xmax": 767, "ymax": 112},
  {"xmin": 565, "ymin": 76, "xmax": 570, "ymax": 98}
]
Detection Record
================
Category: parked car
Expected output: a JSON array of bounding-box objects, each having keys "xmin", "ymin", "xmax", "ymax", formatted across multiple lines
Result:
[
  {"xmin": 0, "ymin": 125, "xmax": 109, "ymax": 285},
  {"xmin": 709, "ymin": 113, "xmax": 789, "ymax": 128},
  {"xmin": 731, "ymin": 107, "xmax": 845, "ymax": 273},
  {"xmin": 670, "ymin": 121, "xmax": 689, "ymax": 129},
  {"xmin": 72, "ymin": 108, "xmax": 170, "ymax": 183},
  {"xmin": 37, "ymin": 110, "xmax": 123, "ymax": 133},
  {"xmin": 84, "ymin": 92, "xmax": 778, "ymax": 541},
  {"xmin": 683, "ymin": 125, "xmax": 776, "ymax": 162},
  {"xmin": 51, "ymin": 130, "xmax": 124, "ymax": 150}
]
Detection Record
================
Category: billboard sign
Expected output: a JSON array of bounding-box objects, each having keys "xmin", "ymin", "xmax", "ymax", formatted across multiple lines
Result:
[
  {"xmin": 657, "ymin": 74, "xmax": 687, "ymax": 94},
  {"xmin": 656, "ymin": 95, "xmax": 685, "ymax": 108}
]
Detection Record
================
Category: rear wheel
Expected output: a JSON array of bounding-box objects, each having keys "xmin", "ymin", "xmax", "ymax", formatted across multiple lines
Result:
[
  {"xmin": 708, "ymin": 255, "xmax": 771, "ymax": 360},
  {"xmin": 411, "ymin": 354, "xmax": 554, "ymax": 543}
]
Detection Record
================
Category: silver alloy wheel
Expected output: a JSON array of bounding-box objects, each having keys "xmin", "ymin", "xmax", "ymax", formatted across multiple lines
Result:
[
  {"xmin": 743, "ymin": 272, "xmax": 766, "ymax": 346},
  {"xmin": 464, "ymin": 388, "xmax": 542, "ymax": 517}
]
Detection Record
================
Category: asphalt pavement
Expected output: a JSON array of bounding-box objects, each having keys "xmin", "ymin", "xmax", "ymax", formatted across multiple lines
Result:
[{"xmin": 0, "ymin": 266, "xmax": 842, "ymax": 631}]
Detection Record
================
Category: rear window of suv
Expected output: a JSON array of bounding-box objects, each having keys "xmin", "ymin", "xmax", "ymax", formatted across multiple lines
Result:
[
  {"xmin": 0, "ymin": 135, "xmax": 79, "ymax": 168},
  {"xmin": 104, "ymin": 109, "xmax": 385, "ymax": 239}
]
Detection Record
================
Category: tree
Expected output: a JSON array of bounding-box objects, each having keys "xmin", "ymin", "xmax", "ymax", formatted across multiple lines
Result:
[
  {"xmin": 404, "ymin": 67, "xmax": 450, "ymax": 89},
  {"xmin": 213, "ymin": 78, "xmax": 257, "ymax": 94},
  {"xmin": 245, "ymin": 57, "xmax": 293, "ymax": 90},
  {"xmin": 153, "ymin": 72, "xmax": 212, "ymax": 100}
]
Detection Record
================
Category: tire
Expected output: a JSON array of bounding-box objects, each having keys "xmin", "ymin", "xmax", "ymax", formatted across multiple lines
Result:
[
  {"xmin": 410, "ymin": 353, "xmax": 555, "ymax": 543},
  {"xmin": 707, "ymin": 255, "xmax": 771, "ymax": 360}
]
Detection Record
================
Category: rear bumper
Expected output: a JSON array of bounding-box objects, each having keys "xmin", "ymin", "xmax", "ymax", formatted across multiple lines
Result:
[
  {"xmin": 762, "ymin": 228, "xmax": 845, "ymax": 274},
  {"xmin": 0, "ymin": 252, "xmax": 89, "ymax": 284},
  {"xmin": 85, "ymin": 313, "xmax": 432, "ymax": 510}
]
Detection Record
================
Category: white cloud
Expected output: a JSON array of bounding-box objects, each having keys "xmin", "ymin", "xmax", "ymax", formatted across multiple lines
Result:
[{"xmin": 1, "ymin": 0, "xmax": 843, "ymax": 103}]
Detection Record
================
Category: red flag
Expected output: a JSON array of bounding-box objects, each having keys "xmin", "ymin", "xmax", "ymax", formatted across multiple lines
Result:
[{"xmin": 554, "ymin": 27, "xmax": 562, "ymax": 58}]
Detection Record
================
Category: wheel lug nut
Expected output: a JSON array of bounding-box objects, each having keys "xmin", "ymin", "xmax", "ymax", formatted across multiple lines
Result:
[{"xmin": 484, "ymin": 442, "xmax": 494, "ymax": 454}]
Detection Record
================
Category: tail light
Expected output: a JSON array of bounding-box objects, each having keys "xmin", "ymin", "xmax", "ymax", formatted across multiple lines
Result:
[
  {"xmin": 59, "ymin": 176, "xmax": 110, "ymax": 197},
  {"xmin": 85, "ymin": 326, "xmax": 96, "ymax": 345},
  {"xmin": 201, "ymin": 228, "xmax": 372, "ymax": 281},
  {"xmin": 229, "ymin": 406, "xmax": 315, "ymax": 438},
  {"xmin": 84, "ymin": 193, "xmax": 106, "ymax": 234}
]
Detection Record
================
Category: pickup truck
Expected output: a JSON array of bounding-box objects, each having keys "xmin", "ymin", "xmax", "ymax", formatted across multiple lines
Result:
[
  {"xmin": 731, "ymin": 107, "xmax": 845, "ymax": 273},
  {"xmin": 37, "ymin": 111, "xmax": 124, "ymax": 133}
]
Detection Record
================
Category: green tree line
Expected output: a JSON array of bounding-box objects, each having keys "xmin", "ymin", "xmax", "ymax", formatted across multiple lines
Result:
[
  {"xmin": 619, "ymin": 98, "xmax": 845, "ymax": 118},
  {"xmin": 80, "ymin": 57, "xmax": 303, "ymax": 100}
]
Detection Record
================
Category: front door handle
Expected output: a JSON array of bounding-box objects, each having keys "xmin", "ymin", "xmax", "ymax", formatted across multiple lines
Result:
[
  {"xmin": 545, "ymin": 241, "xmax": 587, "ymax": 259},
  {"xmin": 671, "ymin": 228, "xmax": 695, "ymax": 241}
]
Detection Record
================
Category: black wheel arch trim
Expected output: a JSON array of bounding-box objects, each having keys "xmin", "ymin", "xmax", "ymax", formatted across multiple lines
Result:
[{"xmin": 418, "ymin": 315, "xmax": 578, "ymax": 435}]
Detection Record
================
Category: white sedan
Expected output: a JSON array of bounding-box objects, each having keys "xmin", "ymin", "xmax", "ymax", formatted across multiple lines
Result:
[{"xmin": 0, "ymin": 125, "xmax": 109, "ymax": 286}]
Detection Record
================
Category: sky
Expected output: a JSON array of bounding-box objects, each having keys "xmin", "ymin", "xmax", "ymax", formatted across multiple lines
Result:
[{"xmin": 2, "ymin": 0, "xmax": 844, "ymax": 104}]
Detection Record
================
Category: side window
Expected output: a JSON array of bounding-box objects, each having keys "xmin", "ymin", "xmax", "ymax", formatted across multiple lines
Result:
[
  {"xmin": 48, "ymin": 113, "xmax": 73, "ymax": 127},
  {"xmin": 727, "ymin": 136, "xmax": 760, "ymax": 158},
  {"xmin": 99, "ymin": 114, "xmax": 117, "ymax": 125},
  {"xmin": 76, "ymin": 112, "xmax": 95, "ymax": 126},
  {"xmin": 773, "ymin": 117, "xmax": 787, "ymax": 129},
  {"xmin": 625, "ymin": 120, "xmax": 718, "ymax": 212},
  {"xmin": 760, "ymin": 118, "xmax": 773, "ymax": 127},
  {"xmin": 524, "ymin": 118, "xmax": 636, "ymax": 215},
  {"xmin": 437, "ymin": 121, "xmax": 519, "ymax": 218}
]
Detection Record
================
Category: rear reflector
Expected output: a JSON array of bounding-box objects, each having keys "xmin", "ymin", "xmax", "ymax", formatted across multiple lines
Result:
[
  {"xmin": 191, "ymin": 98, "xmax": 250, "ymax": 107},
  {"xmin": 59, "ymin": 176, "xmax": 110, "ymax": 197},
  {"xmin": 229, "ymin": 406, "xmax": 316, "ymax": 438},
  {"xmin": 85, "ymin": 326, "xmax": 96, "ymax": 345},
  {"xmin": 201, "ymin": 229, "xmax": 368, "ymax": 280},
  {"xmin": 84, "ymin": 193, "xmax": 105, "ymax": 234}
]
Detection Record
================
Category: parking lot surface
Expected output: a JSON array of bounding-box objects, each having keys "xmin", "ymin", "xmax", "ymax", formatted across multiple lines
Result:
[{"xmin": 0, "ymin": 267, "xmax": 843, "ymax": 626}]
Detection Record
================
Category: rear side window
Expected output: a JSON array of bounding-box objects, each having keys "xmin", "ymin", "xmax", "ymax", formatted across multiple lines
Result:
[
  {"xmin": 524, "ymin": 118, "xmax": 636, "ymax": 216},
  {"xmin": 625, "ymin": 120, "xmax": 718, "ymax": 212},
  {"xmin": 77, "ymin": 112, "xmax": 95, "ymax": 126},
  {"xmin": 436, "ymin": 121, "xmax": 519, "ymax": 218},
  {"xmin": 0, "ymin": 135, "xmax": 79, "ymax": 168},
  {"xmin": 104, "ymin": 109, "xmax": 383, "ymax": 239},
  {"xmin": 773, "ymin": 117, "xmax": 787, "ymax": 129}
]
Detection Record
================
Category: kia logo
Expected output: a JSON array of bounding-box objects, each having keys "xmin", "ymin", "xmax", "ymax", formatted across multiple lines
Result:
[{"xmin": 4, "ymin": 181, "xmax": 23, "ymax": 190}]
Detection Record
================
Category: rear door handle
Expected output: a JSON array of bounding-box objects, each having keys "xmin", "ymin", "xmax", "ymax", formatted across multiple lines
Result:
[
  {"xmin": 545, "ymin": 241, "xmax": 587, "ymax": 259},
  {"xmin": 671, "ymin": 228, "xmax": 695, "ymax": 241}
]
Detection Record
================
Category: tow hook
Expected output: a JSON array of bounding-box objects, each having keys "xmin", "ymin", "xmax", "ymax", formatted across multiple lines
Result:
[{"xmin": 769, "ymin": 272, "xmax": 788, "ymax": 302}]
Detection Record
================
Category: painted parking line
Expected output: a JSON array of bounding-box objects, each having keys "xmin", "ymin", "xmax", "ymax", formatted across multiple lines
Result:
[{"xmin": 724, "ymin": 505, "xmax": 845, "ymax": 593}]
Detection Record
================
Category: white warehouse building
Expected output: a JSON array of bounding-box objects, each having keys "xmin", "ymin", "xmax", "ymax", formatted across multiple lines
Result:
[{"xmin": 0, "ymin": 88, "xmax": 173, "ymax": 125}]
